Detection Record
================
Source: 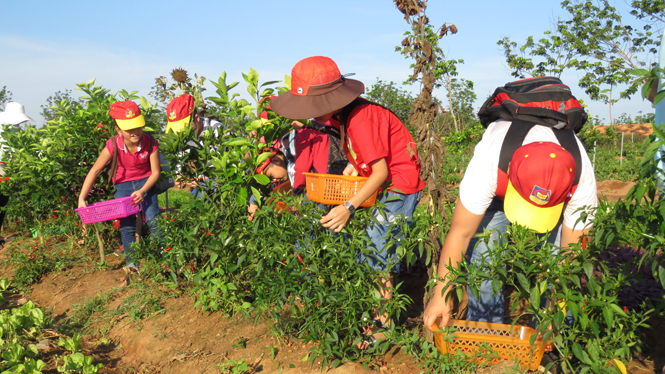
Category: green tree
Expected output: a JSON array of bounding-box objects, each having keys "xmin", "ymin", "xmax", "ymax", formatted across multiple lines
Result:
[
  {"xmin": 498, "ymin": 0, "xmax": 664, "ymax": 122},
  {"xmin": 364, "ymin": 79, "xmax": 415, "ymax": 125},
  {"xmin": 40, "ymin": 89, "xmax": 84, "ymax": 123},
  {"xmin": 0, "ymin": 86, "xmax": 12, "ymax": 111}
]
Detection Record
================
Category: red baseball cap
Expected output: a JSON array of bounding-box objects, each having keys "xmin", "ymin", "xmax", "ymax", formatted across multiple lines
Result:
[
  {"xmin": 503, "ymin": 141, "xmax": 576, "ymax": 233},
  {"xmin": 109, "ymin": 101, "xmax": 145, "ymax": 130},
  {"xmin": 270, "ymin": 56, "xmax": 364, "ymax": 120},
  {"xmin": 166, "ymin": 94, "xmax": 195, "ymax": 133}
]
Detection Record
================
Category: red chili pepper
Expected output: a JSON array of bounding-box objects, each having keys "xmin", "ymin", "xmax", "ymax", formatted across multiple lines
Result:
[
  {"xmin": 294, "ymin": 280, "xmax": 299, "ymax": 283},
  {"xmin": 97, "ymin": 123, "xmax": 104, "ymax": 128},
  {"xmin": 161, "ymin": 247, "xmax": 172, "ymax": 254},
  {"xmin": 171, "ymin": 218, "xmax": 176, "ymax": 222},
  {"xmin": 582, "ymin": 235, "xmax": 586, "ymax": 250},
  {"xmin": 49, "ymin": 216, "xmax": 58, "ymax": 219},
  {"xmin": 61, "ymin": 196, "xmax": 65, "ymax": 201},
  {"xmin": 296, "ymin": 253, "xmax": 303, "ymax": 263},
  {"xmin": 190, "ymin": 264, "xmax": 195, "ymax": 272},
  {"xmin": 51, "ymin": 210, "xmax": 59, "ymax": 213},
  {"xmin": 206, "ymin": 231, "xmax": 213, "ymax": 235},
  {"xmin": 623, "ymin": 306, "xmax": 628, "ymax": 313},
  {"xmin": 102, "ymin": 129, "xmax": 107, "ymax": 132}
]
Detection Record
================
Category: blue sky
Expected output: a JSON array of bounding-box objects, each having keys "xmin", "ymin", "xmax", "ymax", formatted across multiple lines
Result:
[{"xmin": 0, "ymin": 0, "xmax": 657, "ymax": 125}]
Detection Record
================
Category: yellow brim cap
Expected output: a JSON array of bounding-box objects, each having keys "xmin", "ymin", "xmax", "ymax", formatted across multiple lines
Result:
[
  {"xmin": 115, "ymin": 115, "xmax": 145, "ymax": 130},
  {"xmin": 165, "ymin": 115, "xmax": 191, "ymax": 134},
  {"xmin": 503, "ymin": 181, "xmax": 563, "ymax": 234}
]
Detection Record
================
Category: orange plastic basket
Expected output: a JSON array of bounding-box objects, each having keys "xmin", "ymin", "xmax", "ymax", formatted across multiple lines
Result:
[
  {"xmin": 302, "ymin": 173, "xmax": 377, "ymax": 208},
  {"xmin": 433, "ymin": 319, "xmax": 547, "ymax": 371},
  {"xmin": 269, "ymin": 181, "xmax": 292, "ymax": 213}
]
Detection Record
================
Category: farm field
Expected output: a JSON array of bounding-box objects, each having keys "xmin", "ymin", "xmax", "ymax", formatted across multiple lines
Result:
[{"xmin": 0, "ymin": 178, "xmax": 663, "ymax": 374}]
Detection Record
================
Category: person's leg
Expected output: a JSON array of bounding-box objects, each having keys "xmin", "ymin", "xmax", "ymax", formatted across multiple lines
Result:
[
  {"xmin": 114, "ymin": 181, "xmax": 139, "ymax": 268},
  {"xmin": 357, "ymin": 190, "xmax": 421, "ymax": 348},
  {"xmin": 465, "ymin": 206, "xmax": 511, "ymax": 324},
  {"xmin": 364, "ymin": 191, "xmax": 422, "ymax": 317},
  {"xmin": 140, "ymin": 184, "xmax": 160, "ymax": 238}
]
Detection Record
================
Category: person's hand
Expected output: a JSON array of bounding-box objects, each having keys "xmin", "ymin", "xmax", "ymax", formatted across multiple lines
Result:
[
  {"xmin": 343, "ymin": 163, "xmax": 358, "ymax": 176},
  {"xmin": 320, "ymin": 204, "xmax": 352, "ymax": 232},
  {"xmin": 131, "ymin": 190, "xmax": 145, "ymax": 205},
  {"xmin": 78, "ymin": 199, "xmax": 87, "ymax": 209},
  {"xmin": 248, "ymin": 204, "xmax": 258, "ymax": 221},
  {"xmin": 292, "ymin": 120, "xmax": 305, "ymax": 130},
  {"xmin": 423, "ymin": 283, "xmax": 453, "ymax": 332}
]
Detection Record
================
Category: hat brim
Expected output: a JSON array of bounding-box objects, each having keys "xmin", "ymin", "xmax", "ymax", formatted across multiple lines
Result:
[
  {"xmin": 0, "ymin": 112, "xmax": 33, "ymax": 126},
  {"xmin": 504, "ymin": 181, "xmax": 563, "ymax": 234},
  {"xmin": 270, "ymin": 79, "xmax": 364, "ymax": 120},
  {"xmin": 165, "ymin": 115, "xmax": 192, "ymax": 134},
  {"xmin": 116, "ymin": 115, "xmax": 146, "ymax": 130}
]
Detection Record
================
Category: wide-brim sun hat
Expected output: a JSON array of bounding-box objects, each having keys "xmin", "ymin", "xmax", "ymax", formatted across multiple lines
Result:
[
  {"xmin": 0, "ymin": 102, "xmax": 33, "ymax": 125},
  {"xmin": 166, "ymin": 94, "xmax": 195, "ymax": 133},
  {"xmin": 503, "ymin": 141, "xmax": 576, "ymax": 234},
  {"xmin": 109, "ymin": 101, "xmax": 145, "ymax": 130},
  {"xmin": 270, "ymin": 56, "xmax": 365, "ymax": 120}
]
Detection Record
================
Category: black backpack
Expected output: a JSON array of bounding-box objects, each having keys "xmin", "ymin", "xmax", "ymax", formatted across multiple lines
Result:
[
  {"xmin": 477, "ymin": 77, "xmax": 589, "ymax": 194},
  {"xmin": 280, "ymin": 121, "xmax": 348, "ymax": 176}
]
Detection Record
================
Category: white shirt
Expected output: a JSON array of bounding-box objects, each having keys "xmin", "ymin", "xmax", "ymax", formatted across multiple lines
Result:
[{"xmin": 459, "ymin": 120, "xmax": 598, "ymax": 230}]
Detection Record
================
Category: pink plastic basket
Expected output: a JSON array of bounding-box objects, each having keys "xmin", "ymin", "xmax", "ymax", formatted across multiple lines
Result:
[{"xmin": 75, "ymin": 196, "xmax": 140, "ymax": 224}]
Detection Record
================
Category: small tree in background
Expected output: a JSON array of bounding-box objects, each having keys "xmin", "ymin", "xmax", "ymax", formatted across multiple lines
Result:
[
  {"xmin": 0, "ymin": 86, "xmax": 12, "ymax": 111},
  {"xmin": 364, "ymin": 79, "xmax": 415, "ymax": 126},
  {"xmin": 497, "ymin": 0, "xmax": 664, "ymax": 124}
]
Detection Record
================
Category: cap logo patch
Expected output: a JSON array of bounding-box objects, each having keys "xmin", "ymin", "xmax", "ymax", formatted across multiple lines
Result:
[
  {"xmin": 297, "ymin": 87, "xmax": 303, "ymax": 94},
  {"xmin": 169, "ymin": 110, "xmax": 176, "ymax": 120},
  {"xmin": 530, "ymin": 185, "xmax": 551, "ymax": 205},
  {"xmin": 126, "ymin": 109, "xmax": 135, "ymax": 118}
]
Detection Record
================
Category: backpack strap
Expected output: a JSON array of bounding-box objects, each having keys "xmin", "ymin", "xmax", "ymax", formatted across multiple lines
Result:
[
  {"xmin": 107, "ymin": 137, "xmax": 118, "ymax": 186},
  {"xmin": 309, "ymin": 121, "xmax": 341, "ymax": 139},
  {"xmin": 495, "ymin": 120, "xmax": 583, "ymax": 199},
  {"xmin": 552, "ymin": 129, "xmax": 583, "ymax": 186}
]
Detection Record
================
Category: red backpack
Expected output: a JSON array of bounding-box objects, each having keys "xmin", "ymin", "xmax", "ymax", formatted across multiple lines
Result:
[{"xmin": 477, "ymin": 77, "xmax": 588, "ymax": 199}]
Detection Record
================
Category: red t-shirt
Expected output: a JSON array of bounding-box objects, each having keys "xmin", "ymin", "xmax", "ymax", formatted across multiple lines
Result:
[
  {"xmin": 331, "ymin": 103, "xmax": 425, "ymax": 194},
  {"xmin": 105, "ymin": 134, "xmax": 158, "ymax": 184},
  {"xmin": 293, "ymin": 127, "xmax": 331, "ymax": 190}
]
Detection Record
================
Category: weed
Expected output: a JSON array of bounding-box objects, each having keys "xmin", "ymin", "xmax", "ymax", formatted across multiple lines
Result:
[{"xmin": 232, "ymin": 337, "xmax": 249, "ymax": 349}]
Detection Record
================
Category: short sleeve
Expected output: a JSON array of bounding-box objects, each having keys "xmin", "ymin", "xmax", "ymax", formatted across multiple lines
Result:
[{"xmin": 346, "ymin": 105, "xmax": 390, "ymax": 164}]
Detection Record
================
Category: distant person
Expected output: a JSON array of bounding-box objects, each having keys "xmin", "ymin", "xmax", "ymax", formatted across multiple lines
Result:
[
  {"xmin": 0, "ymin": 102, "xmax": 33, "ymax": 248},
  {"xmin": 78, "ymin": 101, "xmax": 161, "ymax": 274},
  {"xmin": 270, "ymin": 56, "xmax": 425, "ymax": 349}
]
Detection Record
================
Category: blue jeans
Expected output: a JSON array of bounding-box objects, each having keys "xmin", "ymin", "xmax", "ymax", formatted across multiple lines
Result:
[
  {"xmin": 358, "ymin": 190, "xmax": 422, "ymax": 274},
  {"xmin": 114, "ymin": 176, "xmax": 159, "ymax": 268},
  {"xmin": 466, "ymin": 200, "xmax": 561, "ymax": 323}
]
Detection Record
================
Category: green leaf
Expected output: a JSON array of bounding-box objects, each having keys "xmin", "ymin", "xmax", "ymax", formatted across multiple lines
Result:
[
  {"xmin": 516, "ymin": 273, "xmax": 530, "ymax": 291},
  {"xmin": 582, "ymin": 261, "xmax": 593, "ymax": 280},
  {"xmin": 658, "ymin": 265, "xmax": 665, "ymax": 289},
  {"xmin": 253, "ymin": 174, "xmax": 270, "ymax": 185},
  {"xmin": 602, "ymin": 307, "xmax": 614, "ymax": 328},
  {"xmin": 572, "ymin": 342, "xmax": 589, "ymax": 364}
]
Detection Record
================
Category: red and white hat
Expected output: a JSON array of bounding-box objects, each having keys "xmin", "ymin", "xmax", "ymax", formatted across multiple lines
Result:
[
  {"xmin": 109, "ymin": 101, "xmax": 145, "ymax": 130},
  {"xmin": 503, "ymin": 141, "xmax": 576, "ymax": 233},
  {"xmin": 270, "ymin": 56, "xmax": 364, "ymax": 120},
  {"xmin": 165, "ymin": 94, "xmax": 195, "ymax": 133}
]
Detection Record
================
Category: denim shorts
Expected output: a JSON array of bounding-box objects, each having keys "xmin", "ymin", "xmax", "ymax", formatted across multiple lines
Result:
[{"xmin": 358, "ymin": 190, "xmax": 422, "ymax": 273}]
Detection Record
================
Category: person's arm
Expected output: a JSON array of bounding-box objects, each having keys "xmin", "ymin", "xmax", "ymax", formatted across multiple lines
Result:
[
  {"xmin": 561, "ymin": 224, "xmax": 589, "ymax": 248},
  {"xmin": 130, "ymin": 148, "xmax": 160, "ymax": 204},
  {"xmin": 293, "ymin": 130, "xmax": 315, "ymax": 189},
  {"xmin": 78, "ymin": 147, "xmax": 113, "ymax": 208},
  {"xmin": 320, "ymin": 158, "xmax": 388, "ymax": 232},
  {"xmin": 423, "ymin": 198, "xmax": 484, "ymax": 331}
]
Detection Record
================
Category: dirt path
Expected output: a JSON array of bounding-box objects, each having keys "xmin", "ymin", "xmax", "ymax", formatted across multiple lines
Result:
[{"xmin": 0, "ymin": 240, "xmax": 421, "ymax": 374}]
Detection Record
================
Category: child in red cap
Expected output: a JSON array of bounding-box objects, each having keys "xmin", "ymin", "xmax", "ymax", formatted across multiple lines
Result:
[
  {"xmin": 271, "ymin": 56, "xmax": 425, "ymax": 348},
  {"xmin": 78, "ymin": 101, "xmax": 161, "ymax": 273}
]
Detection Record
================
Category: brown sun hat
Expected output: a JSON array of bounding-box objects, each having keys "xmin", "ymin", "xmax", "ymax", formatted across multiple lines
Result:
[{"xmin": 270, "ymin": 56, "xmax": 365, "ymax": 120}]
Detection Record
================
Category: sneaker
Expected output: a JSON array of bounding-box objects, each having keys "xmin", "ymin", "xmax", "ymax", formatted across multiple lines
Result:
[
  {"xmin": 113, "ymin": 246, "xmax": 124, "ymax": 257},
  {"xmin": 123, "ymin": 266, "xmax": 140, "ymax": 275}
]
